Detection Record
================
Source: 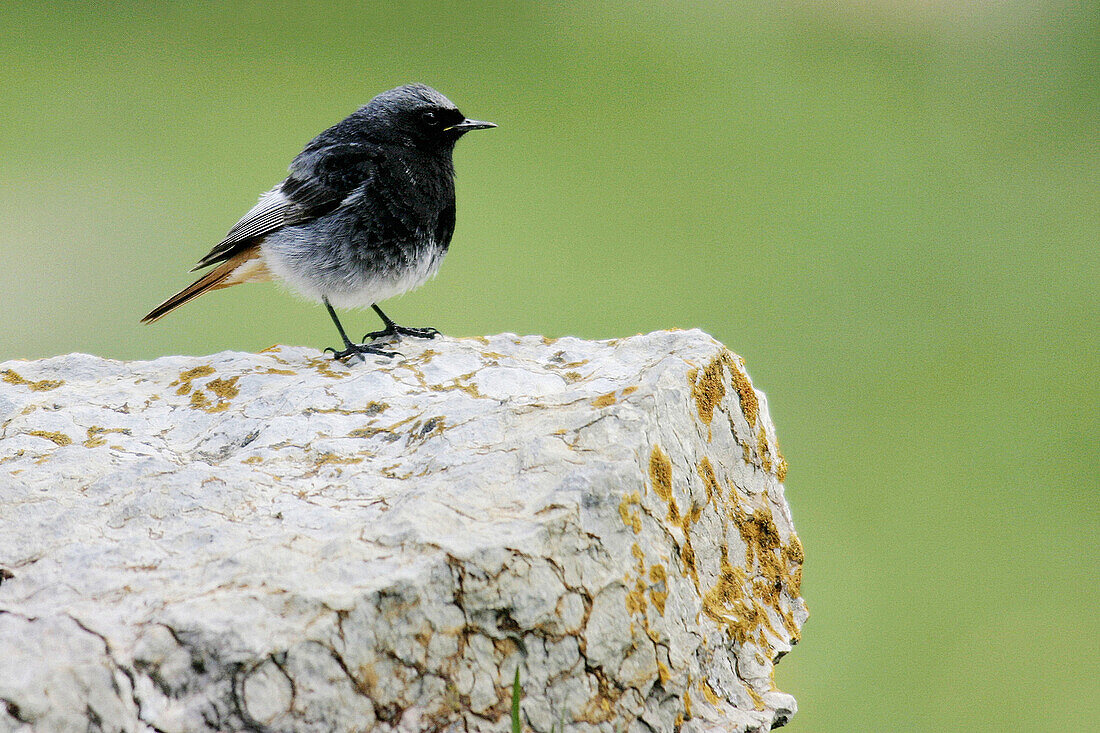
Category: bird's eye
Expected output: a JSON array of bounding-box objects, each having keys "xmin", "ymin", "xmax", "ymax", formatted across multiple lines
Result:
[{"xmin": 422, "ymin": 110, "xmax": 437, "ymax": 124}]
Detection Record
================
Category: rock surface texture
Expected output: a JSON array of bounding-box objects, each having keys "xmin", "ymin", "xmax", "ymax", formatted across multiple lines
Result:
[{"xmin": 0, "ymin": 330, "xmax": 806, "ymax": 733}]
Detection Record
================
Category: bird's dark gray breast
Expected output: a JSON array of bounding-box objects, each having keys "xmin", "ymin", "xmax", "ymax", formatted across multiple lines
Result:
[{"xmin": 344, "ymin": 148, "xmax": 457, "ymax": 273}]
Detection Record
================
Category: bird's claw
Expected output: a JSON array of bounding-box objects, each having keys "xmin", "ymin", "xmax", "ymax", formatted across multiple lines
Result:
[
  {"xmin": 363, "ymin": 325, "xmax": 440, "ymax": 342},
  {"xmin": 324, "ymin": 343, "xmax": 401, "ymax": 362}
]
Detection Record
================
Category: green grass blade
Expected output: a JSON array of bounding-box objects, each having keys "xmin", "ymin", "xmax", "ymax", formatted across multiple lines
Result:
[{"xmin": 511, "ymin": 667, "xmax": 522, "ymax": 733}]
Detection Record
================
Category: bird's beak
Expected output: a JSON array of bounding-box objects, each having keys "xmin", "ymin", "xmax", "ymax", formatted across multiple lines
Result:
[{"xmin": 444, "ymin": 119, "xmax": 497, "ymax": 132}]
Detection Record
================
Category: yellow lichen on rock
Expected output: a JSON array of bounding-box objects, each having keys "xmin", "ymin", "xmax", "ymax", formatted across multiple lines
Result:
[
  {"xmin": 648, "ymin": 564, "xmax": 668, "ymax": 615},
  {"xmin": 618, "ymin": 492, "xmax": 642, "ymax": 534},
  {"xmin": 726, "ymin": 355, "xmax": 759, "ymax": 428},
  {"xmin": 177, "ymin": 373, "xmax": 241, "ymax": 413},
  {"xmin": 688, "ymin": 350, "xmax": 760, "ymax": 438},
  {"xmin": 625, "ymin": 544, "xmax": 649, "ymax": 617},
  {"xmin": 700, "ymin": 678, "xmax": 721, "ymax": 705},
  {"xmin": 729, "ymin": 493, "xmax": 805, "ymax": 638},
  {"xmin": 757, "ymin": 425, "xmax": 772, "ymax": 472},
  {"xmin": 170, "ymin": 365, "xmax": 215, "ymax": 396},
  {"xmin": 2, "ymin": 369, "xmax": 63, "ymax": 392},
  {"xmin": 701, "ymin": 545, "xmax": 771, "ymax": 645},
  {"xmin": 27, "ymin": 430, "xmax": 72, "ymax": 447},
  {"xmin": 697, "ymin": 457, "xmax": 720, "ymax": 502},
  {"xmin": 83, "ymin": 426, "xmax": 130, "ymax": 448},
  {"xmin": 687, "ymin": 356, "xmax": 726, "ymax": 426},
  {"xmin": 592, "ymin": 392, "xmax": 617, "ymax": 408},
  {"xmin": 649, "ymin": 446, "xmax": 673, "ymax": 502},
  {"xmin": 745, "ymin": 682, "xmax": 766, "ymax": 711},
  {"xmin": 206, "ymin": 377, "xmax": 240, "ymax": 400},
  {"xmin": 776, "ymin": 448, "xmax": 788, "ymax": 482}
]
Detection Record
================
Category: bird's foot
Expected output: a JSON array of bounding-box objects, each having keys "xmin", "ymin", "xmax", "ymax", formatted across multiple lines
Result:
[
  {"xmin": 324, "ymin": 342, "xmax": 402, "ymax": 362},
  {"xmin": 363, "ymin": 324, "xmax": 440, "ymax": 342}
]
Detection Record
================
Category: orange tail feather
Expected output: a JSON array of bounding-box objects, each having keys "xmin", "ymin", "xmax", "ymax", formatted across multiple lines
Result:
[{"xmin": 141, "ymin": 247, "xmax": 269, "ymax": 324}]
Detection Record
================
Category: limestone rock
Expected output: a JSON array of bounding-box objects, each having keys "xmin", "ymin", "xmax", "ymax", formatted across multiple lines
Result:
[{"xmin": 0, "ymin": 330, "xmax": 806, "ymax": 732}]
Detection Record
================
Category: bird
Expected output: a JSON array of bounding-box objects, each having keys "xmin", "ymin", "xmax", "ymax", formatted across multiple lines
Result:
[{"xmin": 141, "ymin": 83, "xmax": 495, "ymax": 361}]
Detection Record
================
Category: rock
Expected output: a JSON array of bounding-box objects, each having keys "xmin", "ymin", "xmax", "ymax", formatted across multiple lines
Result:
[{"xmin": 0, "ymin": 330, "xmax": 806, "ymax": 733}]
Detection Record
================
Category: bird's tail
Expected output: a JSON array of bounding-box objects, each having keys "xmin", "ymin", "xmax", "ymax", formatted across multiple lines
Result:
[{"xmin": 141, "ymin": 248, "xmax": 271, "ymax": 324}]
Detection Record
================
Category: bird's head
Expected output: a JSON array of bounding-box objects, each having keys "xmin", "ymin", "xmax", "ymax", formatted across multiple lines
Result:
[{"xmin": 357, "ymin": 84, "xmax": 496, "ymax": 152}]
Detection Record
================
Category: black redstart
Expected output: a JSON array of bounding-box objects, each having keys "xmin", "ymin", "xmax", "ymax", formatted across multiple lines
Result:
[{"xmin": 142, "ymin": 83, "xmax": 495, "ymax": 361}]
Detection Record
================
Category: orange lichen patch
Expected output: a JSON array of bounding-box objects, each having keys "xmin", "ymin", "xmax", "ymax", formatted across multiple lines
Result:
[
  {"xmin": 622, "ymin": 386, "xmax": 638, "ymax": 397},
  {"xmin": 259, "ymin": 345, "xmax": 283, "ymax": 353},
  {"xmin": 666, "ymin": 494, "xmax": 682, "ymax": 524},
  {"xmin": 27, "ymin": 430, "xmax": 72, "ymax": 447},
  {"xmin": 626, "ymin": 578, "xmax": 648, "ymax": 616},
  {"xmin": 181, "ymin": 374, "xmax": 241, "ymax": 413},
  {"xmin": 684, "ymin": 689, "xmax": 693, "ymax": 719},
  {"xmin": 315, "ymin": 452, "xmax": 363, "ymax": 466},
  {"xmin": 657, "ymin": 661, "xmax": 671, "ymax": 685},
  {"xmin": 688, "ymin": 356, "xmax": 726, "ymax": 426},
  {"xmin": 174, "ymin": 365, "xmax": 215, "ymax": 383},
  {"xmin": 580, "ymin": 696, "xmax": 614, "ymax": 725},
  {"xmin": 782, "ymin": 535, "xmax": 805, "ymax": 596},
  {"xmin": 732, "ymin": 504, "xmax": 784, "ymax": 602},
  {"xmin": 649, "ymin": 446, "xmax": 673, "ymax": 502},
  {"xmin": 263, "ymin": 367, "xmax": 296, "ymax": 375},
  {"xmin": 784, "ymin": 534, "xmax": 805, "ymax": 565},
  {"xmin": 380, "ymin": 464, "xmax": 412, "ymax": 480},
  {"xmin": 429, "ymin": 372, "xmax": 484, "ymax": 399},
  {"xmin": 83, "ymin": 426, "xmax": 130, "ymax": 448},
  {"xmin": 689, "ymin": 350, "xmax": 759, "ymax": 434},
  {"xmin": 680, "ymin": 532, "xmax": 700, "ymax": 590},
  {"xmin": 625, "ymin": 544, "xmax": 649, "ymax": 616},
  {"xmin": 649, "ymin": 445, "xmax": 705, "ymax": 588},
  {"xmin": 697, "ymin": 457, "xmax": 720, "ymax": 502},
  {"xmin": 592, "ymin": 392, "xmax": 617, "ymax": 408},
  {"xmin": 757, "ymin": 426, "xmax": 771, "ymax": 472},
  {"xmin": 701, "ymin": 679, "xmax": 721, "ymax": 705},
  {"xmin": 776, "ymin": 448, "xmax": 788, "ymax": 482},
  {"xmin": 649, "ymin": 563, "xmax": 668, "ymax": 615},
  {"xmin": 725, "ymin": 355, "xmax": 759, "ymax": 428},
  {"xmin": 242, "ymin": 456, "xmax": 263, "ymax": 465},
  {"xmin": 206, "ymin": 376, "xmax": 240, "ymax": 400},
  {"xmin": 306, "ymin": 356, "xmax": 348, "ymax": 380},
  {"xmin": 701, "ymin": 545, "xmax": 772, "ymax": 644},
  {"xmin": 729, "ymin": 498, "xmax": 805, "ymax": 635},
  {"xmin": 1, "ymin": 369, "xmax": 63, "ymax": 392},
  {"xmin": 414, "ymin": 348, "xmax": 440, "ymax": 364},
  {"xmin": 745, "ymin": 683, "xmax": 766, "ymax": 711},
  {"xmin": 618, "ymin": 492, "xmax": 642, "ymax": 534},
  {"xmin": 563, "ymin": 371, "xmax": 583, "ymax": 383},
  {"xmin": 171, "ymin": 365, "xmax": 216, "ymax": 395},
  {"xmin": 626, "ymin": 544, "xmax": 671, "ymax": 624},
  {"xmin": 0, "ymin": 449, "xmax": 26, "ymax": 465},
  {"xmin": 348, "ymin": 426, "xmax": 388, "ymax": 439}
]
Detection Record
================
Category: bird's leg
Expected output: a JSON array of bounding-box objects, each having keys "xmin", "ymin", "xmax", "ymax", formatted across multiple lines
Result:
[
  {"xmin": 363, "ymin": 304, "xmax": 440, "ymax": 342},
  {"xmin": 322, "ymin": 298, "xmax": 399, "ymax": 361}
]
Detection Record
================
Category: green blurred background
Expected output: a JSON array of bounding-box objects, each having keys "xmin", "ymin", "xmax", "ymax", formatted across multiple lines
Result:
[{"xmin": 1, "ymin": 1, "xmax": 1096, "ymax": 730}]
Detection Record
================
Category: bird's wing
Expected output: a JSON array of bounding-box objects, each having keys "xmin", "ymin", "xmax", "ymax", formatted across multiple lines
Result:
[{"xmin": 190, "ymin": 143, "xmax": 376, "ymax": 271}]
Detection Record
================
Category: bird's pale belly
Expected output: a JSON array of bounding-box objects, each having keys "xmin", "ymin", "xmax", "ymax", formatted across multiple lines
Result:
[{"xmin": 260, "ymin": 230, "xmax": 446, "ymax": 310}]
